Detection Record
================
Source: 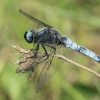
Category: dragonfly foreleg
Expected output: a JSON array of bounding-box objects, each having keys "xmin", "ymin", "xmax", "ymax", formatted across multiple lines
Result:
[{"xmin": 32, "ymin": 38, "xmax": 43, "ymax": 58}]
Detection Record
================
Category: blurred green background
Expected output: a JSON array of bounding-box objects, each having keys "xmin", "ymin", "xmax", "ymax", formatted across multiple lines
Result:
[{"xmin": 0, "ymin": 0, "xmax": 100, "ymax": 100}]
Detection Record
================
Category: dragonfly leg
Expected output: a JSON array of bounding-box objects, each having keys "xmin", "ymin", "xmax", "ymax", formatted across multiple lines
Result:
[
  {"xmin": 33, "ymin": 38, "xmax": 46, "ymax": 58},
  {"xmin": 29, "ymin": 43, "xmax": 40, "ymax": 58},
  {"xmin": 43, "ymin": 44, "xmax": 56, "ymax": 69},
  {"xmin": 32, "ymin": 40, "xmax": 41, "ymax": 58},
  {"xmin": 37, "ymin": 56, "xmax": 48, "ymax": 65},
  {"xmin": 44, "ymin": 44, "xmax": 56, "ymax": 52},
  {"xmin": 35, "ymin": 44, "xmax": 50, "ymax": 63},
  {"xmin": 41, "ymin": 44, "xmax": 56, "ymax": 63},
  {"xmin": 41, "ymin": 44, "xmax": 49, "ymax": 57},
  {"xmin": 34, "ymin": 43, "xmax": 40, "ymax": 57}
]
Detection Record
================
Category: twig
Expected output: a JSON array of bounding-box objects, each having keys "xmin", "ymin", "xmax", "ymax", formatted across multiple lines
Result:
[
  {"xmin": 11, "ymin": 45, "xmax": 30, "ymax": 53},
  {"xmin": 55, "ymin": 54, "xmax": 100, "ymax": 78},
  {"xmin": 12, "ymin": 45, "xmax": 100, "ymax": 78}
]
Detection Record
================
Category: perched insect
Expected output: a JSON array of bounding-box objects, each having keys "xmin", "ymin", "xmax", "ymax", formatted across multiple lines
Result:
[{"xmin": 19, "ymin": 9, "xmax": 100, "ymax": 92}]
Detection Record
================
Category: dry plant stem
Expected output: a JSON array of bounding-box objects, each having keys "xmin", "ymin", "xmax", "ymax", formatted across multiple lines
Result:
[
  {"xmin": 11, "ymin": 45, "xmax": 30, "ymax": 53},
  {"xmin": 56, "ymin": 54, "xmax": 100, "ymax": 78},
  {"xmin": 12, "ymin": 45, "xmax": 100, "ymax": 78}
]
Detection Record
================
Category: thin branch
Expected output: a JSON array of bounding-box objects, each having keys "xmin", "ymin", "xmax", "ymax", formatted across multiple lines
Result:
[
  {"xmin": 55, "ymin": 54, "xmax": 100, "ymax": 78},
  {"xmin": 12, "ymin": 45, "xmax": 100, "ymax": 78}
]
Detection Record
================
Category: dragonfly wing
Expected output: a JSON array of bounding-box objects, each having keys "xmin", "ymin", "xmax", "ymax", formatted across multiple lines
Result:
[
  {"xmin": 36, "ymin": 46, "xmax": 61, "ymax": 92},
  {"xmin": 36, "ymin": 51, "xmax": 54, "ymax": 92},
  {"xmin": 19, "ymin": 9, "xmax": 52, "ymax": 28},
  {"xmin": 36, "ymin": 45, "xmax": 65, "ymax": 93}
]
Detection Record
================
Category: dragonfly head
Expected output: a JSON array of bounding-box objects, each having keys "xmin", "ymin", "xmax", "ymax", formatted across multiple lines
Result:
[{"xmin": 24, "ymin": 29, "xmax": 35, "ymax": 43}]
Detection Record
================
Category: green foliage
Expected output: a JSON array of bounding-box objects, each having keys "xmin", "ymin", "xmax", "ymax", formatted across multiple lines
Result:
[{"xmin": 0, "ymin": 0, "xmax": 100, "ymax": 100}]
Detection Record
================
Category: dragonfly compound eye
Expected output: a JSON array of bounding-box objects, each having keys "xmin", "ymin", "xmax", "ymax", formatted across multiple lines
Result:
[{"xmin": 24, "ymin": 29, "xmax": 35, "ymax": 43}]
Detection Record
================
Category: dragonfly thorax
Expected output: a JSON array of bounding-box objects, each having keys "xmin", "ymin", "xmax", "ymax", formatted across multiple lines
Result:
[{"xmin": 24, "ymin": 29, "xmax": 35, "ymax": 43}]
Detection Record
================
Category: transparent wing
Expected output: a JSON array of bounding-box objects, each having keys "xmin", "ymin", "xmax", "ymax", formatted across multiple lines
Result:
[
  {"xmin": 36, "ymin": 47, "xmax": 55, "ymax": 92},
  {"xmin": 36, "ymin": 45, "xmax": 66, "ymax": 92},
  {"xmin": 19, "ymin": 9, "xmax": 52, "ymax": 28}
]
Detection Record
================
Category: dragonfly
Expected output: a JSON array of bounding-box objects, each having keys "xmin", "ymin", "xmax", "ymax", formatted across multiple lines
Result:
[{"xmin": 19, "ymin": 9, "xmax": 100, "ymax": 92}]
